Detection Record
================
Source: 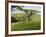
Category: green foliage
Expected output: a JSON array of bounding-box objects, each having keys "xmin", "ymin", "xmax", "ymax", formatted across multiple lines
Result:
[
  {"xmin": 11, "ymin": 16, "xmax": 19, "ymax": 23},
  {"xmin": 16, "ymin": 6, "xmax": 23, "ymax": 11},
  {"xmin": 15, "ymin": 6, "xmax": 37, "ymax": 22},
  {"xmin": 14, "ymin": 14, "xmax": 27, "ymax": 22},
  {"xmin": 11, "ymin": 15, "xmax": 41, "ymax": 31},
  {"xmin": 11, "ymin": 6, "xmax": 41, "ymax": 31}
]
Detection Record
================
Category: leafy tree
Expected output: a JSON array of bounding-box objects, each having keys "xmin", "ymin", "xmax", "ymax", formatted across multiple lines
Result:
[
  {"xmin": 15, "ymin": 6, "xmax": 23, "ymax": 11},
  {"xmin": 15, "ymin": 6, "xmax": 38, "ymax": 22},
  {"xmin": 24, "ymin": 9, "xmax": 35, "ymax": 22}
]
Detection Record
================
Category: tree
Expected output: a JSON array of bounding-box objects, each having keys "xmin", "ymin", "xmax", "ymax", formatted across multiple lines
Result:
[
  {"xmin": 15, "ymin": 6, "xmax": 23, "ymax": 11},
  {"xmin": 15, "ymin": 6, "xmax": 38, "ymax": 22},
  {"xmin": 24, "ymin": 9, "xmax": 35, "ymax": 22}
]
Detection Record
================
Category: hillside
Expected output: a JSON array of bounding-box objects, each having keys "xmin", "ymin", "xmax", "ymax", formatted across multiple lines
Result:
[{"xmin": 11, "ymin": 14, "xmax": 41, "ymax": 31}]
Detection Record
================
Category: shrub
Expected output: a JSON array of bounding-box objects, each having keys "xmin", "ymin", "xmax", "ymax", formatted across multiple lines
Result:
[{"xmin": 11, "ymin": 16, "xmax": 18, "ymax": 23}]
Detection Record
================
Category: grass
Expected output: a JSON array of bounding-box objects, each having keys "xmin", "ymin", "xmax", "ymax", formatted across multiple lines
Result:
[{"xmin": 11, "ymin": 15, "xmax": 41, "ymax": 31}]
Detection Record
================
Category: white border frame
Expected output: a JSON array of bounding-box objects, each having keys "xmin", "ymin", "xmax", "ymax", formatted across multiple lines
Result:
[{"xmin": 8, "ymin": 3, "xmax": 43, "ymax": 34}]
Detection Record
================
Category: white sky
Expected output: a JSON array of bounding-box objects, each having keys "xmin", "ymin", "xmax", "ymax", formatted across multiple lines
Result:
[
  {"xmin": 11, "ymin": 6, "xmax": 41, "ymax": 14},
  {"xmin": 22, "ymin": 6, "xmax": 41, "ymax": 11}
]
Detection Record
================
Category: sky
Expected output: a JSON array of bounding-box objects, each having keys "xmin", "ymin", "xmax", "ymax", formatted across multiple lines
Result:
[
  {"xmin": 22, "ymin": 6, "xmax": 41, "ymax": 11},
  {"xmin": 11, "ymin": 6, "xmax": 41, "ymax": 15}
]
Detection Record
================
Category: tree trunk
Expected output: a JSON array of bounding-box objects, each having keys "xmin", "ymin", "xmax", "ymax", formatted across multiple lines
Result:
[{"xmin": 28, "ymin": 16, "xmax": 30, "ymax": 22}]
